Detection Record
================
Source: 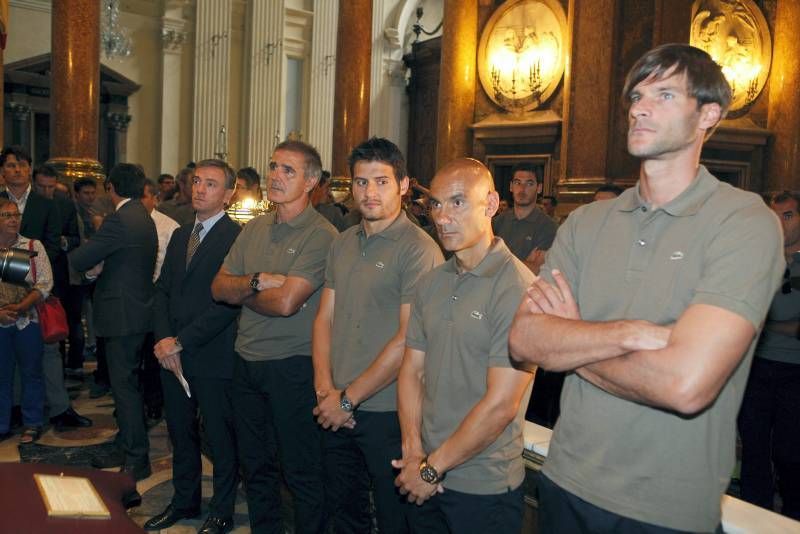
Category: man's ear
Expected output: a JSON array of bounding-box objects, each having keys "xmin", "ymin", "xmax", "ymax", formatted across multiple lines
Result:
[
  {"xmin": 399, "ymin": 176, "xmax": 410, "ymax": 196},
  {"xmin": 486, "ymin": 190, "xmax": 500, "ymax": 218},
  {"xmin": 698, "ymin": 102, "xmax": 722, "ymax": 131},
  {"xmin": 304, "ymin": 176, "xmax": 320, "ymax": 194}
]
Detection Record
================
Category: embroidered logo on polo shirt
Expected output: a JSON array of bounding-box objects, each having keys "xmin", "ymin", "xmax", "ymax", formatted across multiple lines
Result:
[
  {"xmin": 669, "ymin": 251, "xmax": 684, "ymax": 260},
  {"xmin": 375, "ymin": 261, "xmax": 385, "ymax": 269},
  {"xmin": 287, "ymin": 248, "xmax": 297, "ymax": 254},
  {"xmin": 470, "ymin": 311, "xmax": 484, "ymax": 320},
  {"xmin": 525, "ymin": 236, "xmax": 532, "ymax": 241}
]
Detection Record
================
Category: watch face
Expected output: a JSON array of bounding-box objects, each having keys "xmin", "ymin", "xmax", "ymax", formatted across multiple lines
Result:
[
  {"xmin": 420, "ymin": 464, "xmax": 438, "ymax": 484},
  {"xmin": 340, "ymin": 395, "xmax": 354, "ymax": 413},
  {"xmin": 250, "ymin": 274, "xmax": 259, "ymax": 290}
]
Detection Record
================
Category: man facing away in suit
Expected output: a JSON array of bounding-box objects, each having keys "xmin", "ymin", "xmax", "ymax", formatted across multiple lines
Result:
[
  {"xmin": 143, "ymin": 159, "xmax": 242, "ymax": 534},
  {"xmin": 69, "ymin": 163, "xmax": 158, "ymax": 481}
]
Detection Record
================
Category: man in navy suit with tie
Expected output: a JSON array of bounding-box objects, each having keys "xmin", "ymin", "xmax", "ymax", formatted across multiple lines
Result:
[{"xmin": 144, "ymin": 159, "xmax": 241, "ymax": 534}]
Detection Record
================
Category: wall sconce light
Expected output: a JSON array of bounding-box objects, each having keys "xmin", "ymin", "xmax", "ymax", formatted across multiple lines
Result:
[
  {"xmin": 478, "ymin": 0, "xmax": 567, "ymax": 115},
  {"xmin": 226, "ymin": 197, "xmax": 271, "ymax": 225},
  {"xmin": 690, "ymin": 0, "xmax": 772, "ymax": 115}
]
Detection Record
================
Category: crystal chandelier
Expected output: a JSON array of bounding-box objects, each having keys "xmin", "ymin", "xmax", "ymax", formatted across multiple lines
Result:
[{"xmin": 100, "ymin": 0, "xmax": 132, "ymax": 59}]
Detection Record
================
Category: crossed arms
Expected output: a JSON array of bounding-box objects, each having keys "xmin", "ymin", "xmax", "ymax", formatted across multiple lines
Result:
[{"xmin": 508, "ymin": 269, "xmax": 756, "ymax": 415}]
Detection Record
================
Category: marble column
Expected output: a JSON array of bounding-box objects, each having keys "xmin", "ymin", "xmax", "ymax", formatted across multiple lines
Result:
[
  {"xmin": 558, "ymin": 0, "xmax": 616, "ymax": 193},
  {"xmin": 159, "ymin": 4, "xmax": 189, "ymax": 174},
  {"xmin": 192, "ymin": 0, "xmax": 232, "ymax": 161},
  {"xmin": 308, "ymin": 0, "xmax": 339, "ymax": 171},
  {"xmin": 243, "ymin": 0, "xmax": 284, "ymax": 175},
  {"xmin": 331, "ymin": 0, "xmax": 372, "ymax": 177},
  {"xmin": 436, "ymin": 0, "xmax": 477, "ymax": 169},
  {"xmin": 7, "ymin": 103, "xmax": 31, "ymax": 148},
  {"xmin": 48, "ymin": 0, "xmax": 103, "ymax": 181},
  {"xmin": 766, "ymin": 1, "xmax": 800, "ymax": 190}
]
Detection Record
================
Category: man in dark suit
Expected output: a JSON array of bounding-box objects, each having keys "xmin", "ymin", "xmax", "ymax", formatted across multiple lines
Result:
[
  {"xmin": 69, "ymin": 163, "xmax": 158, "ymax": 481},
  {"xmin": 33, "ymin": 165, "xmax": 83, "ymax": 372},
  {"xmin": 1, "ymin": 146, "xmax": 92, "ymax": 431},
  {"xmin": 143, "ymin": 159, "xmax": 241, "ymax": 534}
]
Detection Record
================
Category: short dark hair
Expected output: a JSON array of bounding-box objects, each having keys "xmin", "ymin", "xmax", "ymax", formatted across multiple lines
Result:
[
  {"xmin": 195, "ymin": 159, "xmax": 236, "ymax": 189},
  {"xmin": 347, "ymin": 137, "xmax": 406, "ymax": 183},
  {"xmin": 33, "ymin": 164, "xmax": 60, "ymax": 180},
  {"xmin": 73, "ymin": 178, "xmax": 97, "ymax": 193},
  {"xmin": 541, "ymin": 195, "xmax": 558, "ymax": 206},
  {"xmin": 107, "ymin": 163, "xmax": 146, "ymax": 199},
  {"xmin": 595, "ymin": 184, "xmax": 625, "ymax": 197},
  {"xmin": 623, "ymin": 43, "xmax": 732, "ymax": 119},
  {"xmin": 511, "ymin": 163, "xmax": 541, "ymax": 182},
  {"xmin": 176, "ymin": 167, "xmax": 194, "ymax": 188},
  {"xmin": 770, "ymin": 191, "xmax": 800, "ymax": 212},
  {"xmin": 274, "ymin": 140, "xmax": 322, "ymax": 181},
  {"xmin": 236, "ymin": 166, "xmax": 260, "ymax": 189},
  {"xmin": 143, "ymin": 178, "xmax": 157, "ymax": 196},
  {"xmin": 157, "ymin": 173, "xmax": 174, "ymax": 184},
  {"xmin": 1, "ymin": 145, "xmax": 32, "ymax": 166},
  {"xmin": 319, "ymin": 170, "xmax": 331, "ymax": 186},
  {"xmin": 0, "ymin": 198, "xmax": 17, "ymax": 212}
]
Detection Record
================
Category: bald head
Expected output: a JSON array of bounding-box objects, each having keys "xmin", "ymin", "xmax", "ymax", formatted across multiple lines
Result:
[
  {"xmin": 429, "ymin": 158, "xmax": 499, "ymax": 255},
  {"xmin": 432, "ymin": 158, "xmax": 495, "ymax": 197}
]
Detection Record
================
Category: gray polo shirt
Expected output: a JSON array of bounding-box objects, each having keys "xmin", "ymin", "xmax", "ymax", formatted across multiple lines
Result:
[
  {"xmin": 406, "ymin": 238, "xmax": 534, "ymax": 495},
  {"xmin": 755, "ymin": 256, "xmax": 800, "ymax": 365},
  {"xmin": 492, "ymin": 206, "xmax": 558, "ymax": 260},
  {"xmin": 540, "ymin": 166, "xmax": 784, "ymax": 532},
  {"xmin": 222, "ymin": 203, "xmax": 337, "ymax": 361},
  {"xmin": 325, "ymin": 212, "xmax": 443, "ymax": 412}
]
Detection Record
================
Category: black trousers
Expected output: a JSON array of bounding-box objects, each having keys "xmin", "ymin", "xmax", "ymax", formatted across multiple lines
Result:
[
  {"xmin": 139, "ymin": 332, "xmax": 163, "ymax": 414},
  {"xmin": 60, "ymin": 284, "xmax": 87, "ymax": 370},
  {"xmin": 106, "ymin": 333, "xmax": 148, "ymax": 466},
  {"xmin": 407, "ymin": 483, "xmax": 523, "ymax": 534},
  {"xmin": 162, "ymin": 369, "xmax": 238, "ymax": 518},
  {"xmin": 738, "ymin": 357, "xmax": 800, "ymax": 520},
  {"xmin": 536, "ymin": 474, "xmax": 723, "ymax": 534},
  {"xmin": 322, "ymin": 410, "xmax": 408, "ymax": 534},
  {"xmin": 232, "ymin": 355, "xmax": 325, "ymax": 534}
]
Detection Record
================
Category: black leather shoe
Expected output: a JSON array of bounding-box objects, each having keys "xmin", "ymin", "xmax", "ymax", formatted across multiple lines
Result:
[
  {"xmin": 120, "ymin": 462, "xmax": 151, "ymax": 482},
  {"xmin": 143, "ymin": 504, "xmax": 200, "ymax": 531},
  {"xmin": 197, "ymin": 516, "xmax": 233, "ymax": 534},
  {"xmin": 50, "ymin": 407, "xmax": 93, "ymax": 431}
]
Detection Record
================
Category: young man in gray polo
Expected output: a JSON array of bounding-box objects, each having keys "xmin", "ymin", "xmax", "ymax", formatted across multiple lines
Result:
[
  {"xmin": 393, "ymin": 158, "xmax": 535, "ymax": 533},
  {"xmin": 211, "ymin": 140, "xmax": 337, "ymax": 534},
  {"xmin": 312, "ymin": 137, "xmax": 443, "ymax": 533},
  {"xmin": 509, "ymin": 44, "xmax": 784, "ymax": 533}
]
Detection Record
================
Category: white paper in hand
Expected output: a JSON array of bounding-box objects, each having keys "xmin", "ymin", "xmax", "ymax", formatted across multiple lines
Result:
[{"xmin": 176, "ymin": 371, "xmax": 191, "ymax": 398}]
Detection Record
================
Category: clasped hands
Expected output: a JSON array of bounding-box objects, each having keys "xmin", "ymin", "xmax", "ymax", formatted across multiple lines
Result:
[
  {"xmin": 154, "ymin": 336, "xmax": 183, "ymax": 375},
  {"xmin": 391, "ymin": 452, "xmax": 444, "ymax": 506},
  {"xmin": 313, "ymin": 389, "xmax": 356, "ymax": 431},
  {"xmin": 0, "ymin": 304, "xmax": 19, "ymax": 326},
  {"xmin": 254, "ymin": 273, "xmax": 286, "ymax": 292}
]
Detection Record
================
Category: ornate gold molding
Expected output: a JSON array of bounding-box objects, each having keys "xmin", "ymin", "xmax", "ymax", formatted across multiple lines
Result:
[{"xmin": 46, "ymin": 158, "xmax": 105, "ymax": 182}]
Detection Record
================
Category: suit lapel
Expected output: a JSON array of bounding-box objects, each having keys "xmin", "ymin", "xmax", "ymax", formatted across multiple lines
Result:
[{"xmin": 184, "ymin": 215, "xmax": 230, "ymax": 276}]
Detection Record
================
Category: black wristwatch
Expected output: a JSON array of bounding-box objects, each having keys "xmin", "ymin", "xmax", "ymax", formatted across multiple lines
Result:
[
  {"xmin": 419, "ymin": 457, "xmax": 444, "ymax": 485},
  {"xmin": 340, "ymin": 388, "xmax": 356, "ymax": 413},
  {"xmin": 249, "ymin": 273, "xmax": 261, "ymax": 292}
]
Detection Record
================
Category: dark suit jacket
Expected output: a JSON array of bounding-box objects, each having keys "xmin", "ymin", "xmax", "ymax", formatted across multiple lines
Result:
[
  {"xmin": 69, "ymin": 200, "xmax": 158, "ymax": 338},
  {"xmin": 1, "ymin": 189, "xmax": 61, "ymax": 262},
  {"xmin": 153, "ymin": 214, "xmax": 241, "ymax": 379}
]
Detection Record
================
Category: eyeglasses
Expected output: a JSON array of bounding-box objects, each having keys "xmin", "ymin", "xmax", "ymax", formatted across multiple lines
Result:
[{"xmin": 0, "ymin": 212, "xmax": 22, "ymax": 219}]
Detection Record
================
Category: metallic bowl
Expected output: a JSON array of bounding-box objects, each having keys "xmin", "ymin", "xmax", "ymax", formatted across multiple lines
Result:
[{"xmin": 0, "ymin": 247, "xmax": 35, "ymax": 287}]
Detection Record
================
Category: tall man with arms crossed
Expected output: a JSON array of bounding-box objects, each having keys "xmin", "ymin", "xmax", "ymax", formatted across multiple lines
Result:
[
  {"xmin": 509, "ymin": 44, "xmax": 784, "ymax": 533},
  {"xmin": 312, "ymin": 138, "xmax": 443, "ymax": 533},
  {"xmin": 144, "ymin": 160, "xmax": 241, "ymax": 534},
  {"xmin": 212, "ymin": 140, "xmax": 337, "ymax": 534},
  {"xmin": 393, "ymin": 158, "xmax": 535, "ymax": 533}
]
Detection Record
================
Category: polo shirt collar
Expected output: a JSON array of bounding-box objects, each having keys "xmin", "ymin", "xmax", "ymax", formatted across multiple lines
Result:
[
  {"xmin": 278, "ymin": 202, "xmax": 316, "ymax": 228},
  {"xmin": 443, "ymin": 237, "xmax": 510, "ymax": 278},
  {"xmin": 356, "ymin": 211, "xmax": 411, "ymax": 242},
  {"xmin": 617, "ymin": 165, "xmax": 719, "ymax": 217},
  {"xmin": 516, "ymin": 205, "xmax": 546, "ymax": 222}
]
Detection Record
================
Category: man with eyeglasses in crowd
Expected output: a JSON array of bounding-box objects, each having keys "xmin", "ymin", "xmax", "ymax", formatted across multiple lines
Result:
[{"xmin": 212, "ymin": 140, "xmax": 337, "ymax": 534}]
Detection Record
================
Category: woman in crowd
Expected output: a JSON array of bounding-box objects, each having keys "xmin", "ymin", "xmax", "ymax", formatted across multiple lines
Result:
[{"xmin": 0, "ymin": 198, "xmax": 52, "ymax": 443}]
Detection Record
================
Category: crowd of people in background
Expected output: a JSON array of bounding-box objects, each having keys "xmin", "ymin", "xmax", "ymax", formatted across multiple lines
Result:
[{"xmin": 0, "ymin": 43, "xmax": 798, "ymax": 534}]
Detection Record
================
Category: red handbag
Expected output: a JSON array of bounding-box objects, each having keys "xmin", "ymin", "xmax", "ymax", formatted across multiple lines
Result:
[{"xmin": 28, "ymin": 240, "xmax": 69, "ymax": 343}]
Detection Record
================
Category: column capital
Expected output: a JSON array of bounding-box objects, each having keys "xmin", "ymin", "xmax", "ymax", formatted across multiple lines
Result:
[
  {"xmin": 162, "ymin": 18, "xmax": 189, "ymax": 52},
  {"xmin": 6, "ymin": 102, "xmax": 31, "ymax": 121},
  {"xmin": 107, "ymin": 112, "xmax": 132, "ymax": 132}
]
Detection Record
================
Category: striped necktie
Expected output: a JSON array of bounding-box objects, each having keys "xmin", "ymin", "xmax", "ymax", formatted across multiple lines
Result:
[{"xmin": 185, "ymin": 222, "xmax": 203, "ymax": 267}]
